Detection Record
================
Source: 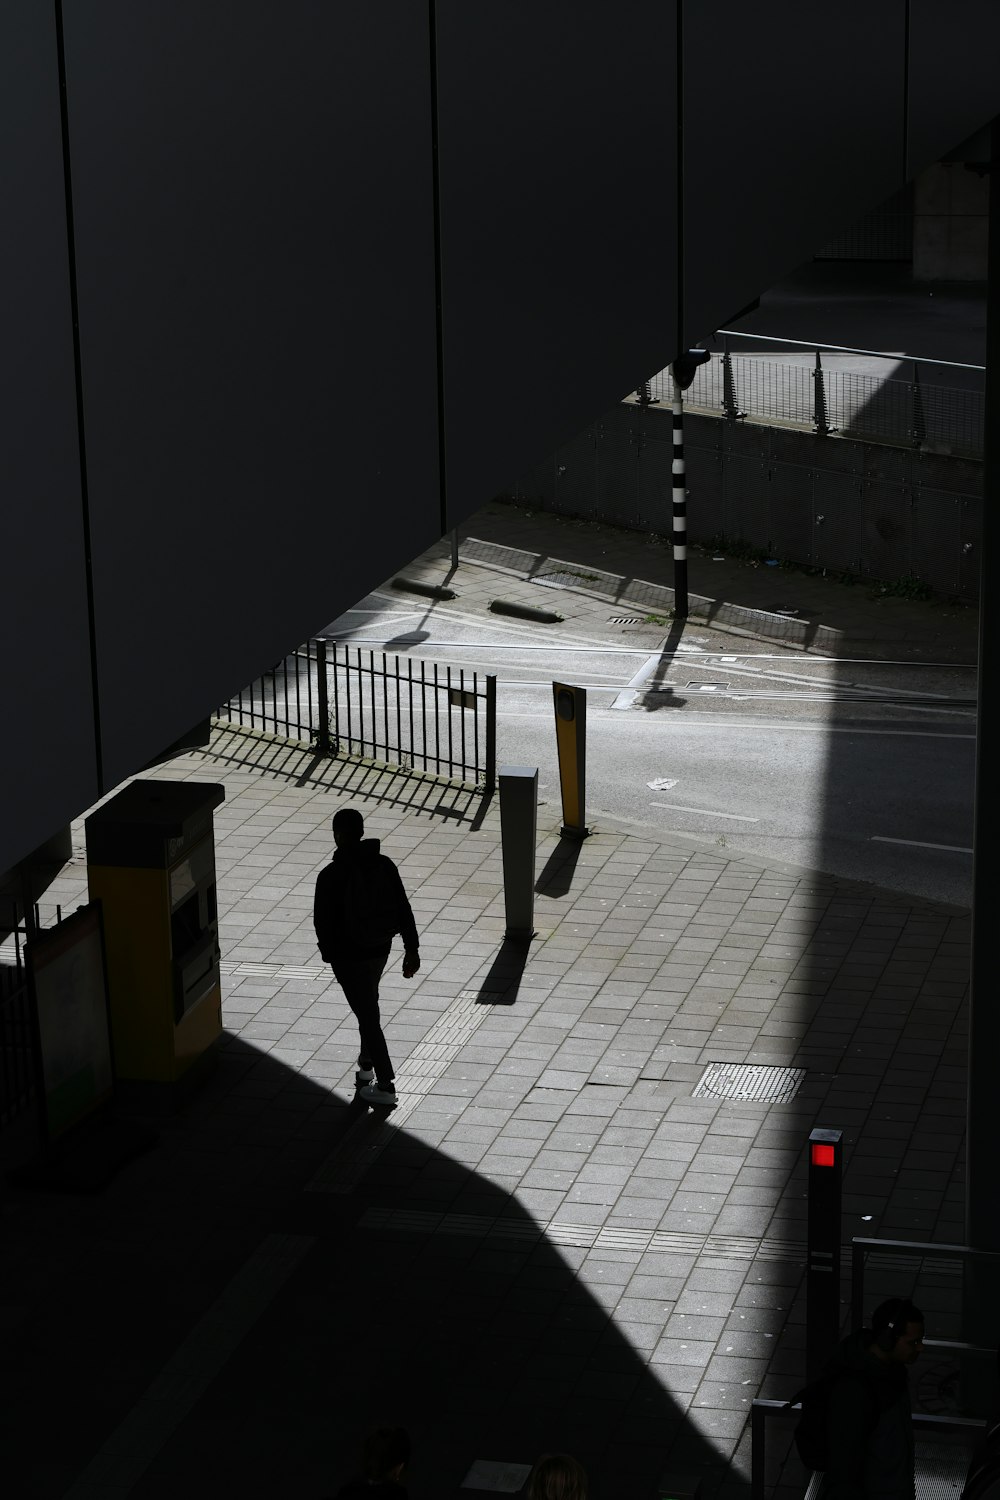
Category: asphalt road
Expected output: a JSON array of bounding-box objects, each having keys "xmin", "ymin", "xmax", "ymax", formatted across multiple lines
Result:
[{"xmin": 320, "ymin": 589, "xmax": 976, "ymax": 908}]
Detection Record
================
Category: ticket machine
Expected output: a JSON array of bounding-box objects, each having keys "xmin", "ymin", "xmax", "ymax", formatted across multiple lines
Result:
[{"xmin": 86, "ymin": 780, "xmax": 226, "ymax": 1089}]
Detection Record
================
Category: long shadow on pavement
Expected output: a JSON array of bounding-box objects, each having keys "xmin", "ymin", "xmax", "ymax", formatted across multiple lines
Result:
[{"xmin": 2, "ymin": 1034, "xmax": 753, "ymax": 1500}]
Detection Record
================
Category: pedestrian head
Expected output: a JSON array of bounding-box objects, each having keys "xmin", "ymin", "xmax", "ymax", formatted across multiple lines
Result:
[
  {"xmin": 871, "ymin": 1297, "xmax": 924, "ymax": 1364},
  {"xmin": 361, "ymin": 1426, "xmax": 410, "ymax": 1484},
  {"xmin": 527, "ymin": 1454, "xmax": 588, "ymax": 1500},
  {"xmin": 332, "ymin": 808, "xmax": 364, "ymax": 846}
]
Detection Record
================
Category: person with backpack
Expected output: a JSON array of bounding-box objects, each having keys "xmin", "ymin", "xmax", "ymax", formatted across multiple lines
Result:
[
  {"xmin": 313, "ymin": 808, "xmax": 420, "ymax": 1106},
  {"xmin": 792, "ymin": 1297, "xmax": 924, "ymax": 1500}
]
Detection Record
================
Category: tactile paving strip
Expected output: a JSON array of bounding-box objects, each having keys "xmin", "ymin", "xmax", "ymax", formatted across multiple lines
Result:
[
  {"xmin": 357, "ymin": 1207, "xmax": 805, "ymax": 1264},
  {"xmin": 306, "ymin": 992, "xmax": 493, "ymax": 1194}
]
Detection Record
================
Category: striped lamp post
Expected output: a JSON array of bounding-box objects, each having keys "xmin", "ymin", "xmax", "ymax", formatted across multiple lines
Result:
[{"xmin": 669, "ymin": 349, "xmax": 711, "ymax": 618}]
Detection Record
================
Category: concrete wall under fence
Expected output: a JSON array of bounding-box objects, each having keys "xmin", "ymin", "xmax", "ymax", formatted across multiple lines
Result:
[{"xmin": 507, "ymin": 404, "xmax": 983, "ymax": 601}]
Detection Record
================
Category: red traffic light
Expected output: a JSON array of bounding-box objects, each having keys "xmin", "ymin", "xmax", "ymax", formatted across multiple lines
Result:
[{"xmin": 811, "ymin": 1143, "xmax": 836, "ymax": 1167}]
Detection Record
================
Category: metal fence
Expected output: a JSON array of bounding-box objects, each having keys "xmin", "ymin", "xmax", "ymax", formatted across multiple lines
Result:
[
  {"xmin": 644, "ymin": 346, "xmax": 985, "ymax": 459},
  {"xmin": 0, "ymin": 897, "xmax": 66, "ymax": 1131},
  {"xmin": 215, "ymin": 640, "xmax": 497, "ymax": 791}
]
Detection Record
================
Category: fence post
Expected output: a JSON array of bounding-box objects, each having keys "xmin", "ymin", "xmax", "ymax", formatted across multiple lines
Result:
[
  {"xmin": 812, "ymin": 351, "xmax": 832, "ymax": 437},
  {"xmin": 910, "ymin": 360, "xmax": 927, "ymax": 448},
  {"xmin": 483, "ymin": 675, "xmax": 497, "ymax": 791},
  {"xmin": 850, "ymin": 1240, "xmax": 865, "ymax": 1333},
  {"xmin": 315, "ymin": 640, "xmax": 330, "ymax": 754},
  {"xmin": 722, "ymin": 338, "xmax": 744, "ymax": 420},
  {"xmin": 750, "ymin": 1402, "xmax": 766, "ymax": 1500}
]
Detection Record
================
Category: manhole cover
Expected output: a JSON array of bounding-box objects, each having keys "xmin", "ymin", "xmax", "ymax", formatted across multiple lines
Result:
[
  {"xmin": 687, "ymin": 681, "xmax": 729, "ymax": 692},
  {"xmin": 693, "ymin": 1062, "xmax": 806, "ymax": 1102}
]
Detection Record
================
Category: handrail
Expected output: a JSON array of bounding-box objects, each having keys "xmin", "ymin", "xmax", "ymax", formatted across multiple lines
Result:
[
  {"xmin": 750, "ymin": 1398, "xmax": 986, "ymax": 1500},
  {"xmin": 851, "ymin": 1236, "xmax": 1000, "ymax": 1344},
  {"xmin": 715, "ymin": 328, "xmax": 986, "ymax": 372}
]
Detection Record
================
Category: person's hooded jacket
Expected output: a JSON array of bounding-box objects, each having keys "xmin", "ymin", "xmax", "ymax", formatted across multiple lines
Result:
[
  {"xmin": 821, "ymin": 1328, "xmax": 915, "ymax": 1500},
  {"xmin": 313, "ymin": 838, "xmax": 419, "ymax": 962}
]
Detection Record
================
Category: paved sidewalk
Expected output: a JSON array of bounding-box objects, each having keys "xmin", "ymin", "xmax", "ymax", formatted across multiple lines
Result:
[{"xmin": 1, "ymin": 508, "xmax": 977, "ymax": 1500}]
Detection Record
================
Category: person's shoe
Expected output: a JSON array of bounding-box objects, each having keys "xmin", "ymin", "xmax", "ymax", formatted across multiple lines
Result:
[
  {"xmin": 361, "ymin": 1081, "xmax": 397, "ymax": 1106},
  {"xmin": 355, "ymin": 1065, "xmax": 375, "ymax": 1085}
]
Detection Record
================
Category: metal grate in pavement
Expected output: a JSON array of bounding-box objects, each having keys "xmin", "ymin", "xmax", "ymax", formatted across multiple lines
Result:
[
  {"xmin": 693, "ymin": 1062, "xmax": 807, "ymax": 1103},
  {"xmin": 357, "ymin": 1206, "xmax": 804, "ymax": 1264}
]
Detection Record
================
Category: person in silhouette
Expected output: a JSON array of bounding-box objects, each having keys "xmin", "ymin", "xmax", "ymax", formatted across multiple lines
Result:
[
  {"xmin": 333, "ymin": 1426, "xmax": 410, "ymax": 1500},
  {"xmin": 822, "ymin": 1297, "xmax": 924, "ymax": 1500},
  {"xmin": 314, "ymin": 809, "xmax": 419, "ymax": 1106},
  {"xmin": 527, "ymin": 1454, "xmax": 588, "ymax": 1500}
]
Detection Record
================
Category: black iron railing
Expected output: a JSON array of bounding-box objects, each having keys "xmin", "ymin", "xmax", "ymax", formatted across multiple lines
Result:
[{"xmin": 215, "ymin": 641, "xmax": 497, "ymax": 792}]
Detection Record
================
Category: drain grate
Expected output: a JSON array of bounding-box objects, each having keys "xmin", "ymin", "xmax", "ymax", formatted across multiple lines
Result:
[
  {"xmin": 693, "ymin": 1062, "xmax": 807, "ymax": 1103},
  {"xmin": 609, "ymin": 615, "xmax": 646, "ymax": 624}
]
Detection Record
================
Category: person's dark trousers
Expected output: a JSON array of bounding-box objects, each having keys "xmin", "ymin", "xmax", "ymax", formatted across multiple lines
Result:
[{"xmin": 330, "ymin": 948, "xmax": 394, "ymax": 1086}]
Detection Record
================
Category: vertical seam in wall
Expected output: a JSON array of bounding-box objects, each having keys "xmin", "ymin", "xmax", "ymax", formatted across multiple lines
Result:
[
  {"xmin": 676, "ymin": 0, "xmax": 684, "ymax": 353},
  {"xmin": 428, "ymin": 2, "xmax": 448, "ymax": 539},
  {"xmin": 54, "ymin": 2, "xmax": 103, "ymax": 791},
  {"xmin": 902, "ymin": 0, "xmax": 910, "ymax": 181}
]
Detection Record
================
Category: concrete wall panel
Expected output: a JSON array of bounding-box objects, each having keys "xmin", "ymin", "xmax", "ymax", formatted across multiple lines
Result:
[
  {"xmin": 435, "ymin": 2, "xmax": 680, "ymax": 513},
  {"xmin": 683, "ymin": 2, "xmax": 906, "ymax": 345},
  {"xmin": 0, "ymin": 5, "xmax": 99, "ymax": 870},
  {"xmin": 907, "ymin": 1, "xmax": 1000, "ymax": 175},
  {"xmin": 61, "ymin": 3, "xmax": 440, "ymax": 788}
]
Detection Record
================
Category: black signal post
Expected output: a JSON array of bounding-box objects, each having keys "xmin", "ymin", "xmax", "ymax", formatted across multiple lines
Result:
[{"xmin": 806, "ymin": 1126, "xmax": 843, "ymax": 1380}]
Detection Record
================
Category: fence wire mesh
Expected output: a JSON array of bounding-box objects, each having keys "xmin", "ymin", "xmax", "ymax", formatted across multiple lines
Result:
[{"xmin": 643, "ymin": 353, "xmax": 984, "ymax": 458}]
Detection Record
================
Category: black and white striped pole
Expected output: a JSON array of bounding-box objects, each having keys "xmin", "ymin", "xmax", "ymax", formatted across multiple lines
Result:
[{"xmin": 669, "ymin": 349, "xmax": 711, "ymax": 618}]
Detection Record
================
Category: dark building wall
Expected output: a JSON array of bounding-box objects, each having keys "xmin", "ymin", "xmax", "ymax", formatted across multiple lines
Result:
[
  {"xmin": 3, "ymin": 2, "xmax": 1000, "ymax": 875},
  {"xmin": 1, "ymin": 4, "xmax": 100, "ymax": 859}
]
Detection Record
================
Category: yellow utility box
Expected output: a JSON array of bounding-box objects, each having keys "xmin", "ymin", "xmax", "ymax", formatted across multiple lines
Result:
[{"xmin": 86, "ymin": 780, "xmax": 226, "ymax": 1087}]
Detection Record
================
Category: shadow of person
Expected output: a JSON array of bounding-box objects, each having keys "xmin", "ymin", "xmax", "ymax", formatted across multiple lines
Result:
[{"xmin": 4, "ymin": 1035, "xmax": 754, "ymax": 1500}]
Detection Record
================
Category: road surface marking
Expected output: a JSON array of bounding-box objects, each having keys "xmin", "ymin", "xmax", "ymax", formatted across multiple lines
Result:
[
  {"xmin": 871, "ymin": 836, "xmax": 973, "ymax": 854},
  {"xmin": 649, "ymin": 801, "xmax": 759, "ymax": 822},
  {"xmin": 611, "ymin": 653, "xmax": 663, "ymax": 710},
  {"xmin": 499, "ymin": 709, "xmax": 975, "ymax": 739}
]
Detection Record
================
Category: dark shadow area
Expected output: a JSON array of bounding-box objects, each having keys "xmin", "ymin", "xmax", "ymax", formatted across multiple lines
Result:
[
  {"xmin": 0, "ymin": 1028, "xmax": 748, "ymax": 1500},
  {"xmin": 381, "ymin": 629, "xmax": 432, "ymax": 648},
  {"xmin": 471, "ymin": 937, "xmax": 530, "ymax": 1006},
  {"xmin": 637, "ymin": 616, "xmax": 690, "ymax": 713},
  {"xmin": 205, "ymin": 727, "xmax": 487, "ymax": 827},
  {"xmin": 534, "ymin": 836, "xmax": 585, "ymax": 898}
]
